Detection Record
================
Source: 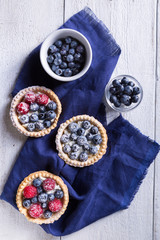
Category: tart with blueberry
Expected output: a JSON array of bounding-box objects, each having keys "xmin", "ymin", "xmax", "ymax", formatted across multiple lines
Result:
[
  {"xmin": 56, "ymin": 115, "xmax": 108, "ymax": 167},
  {"xmin": 10, "ymin": 86, "xmax": 62, "ymax": 137},
  {"xmin": 16, "ymin": 171, "xmax": 69, "ymax": 224}
]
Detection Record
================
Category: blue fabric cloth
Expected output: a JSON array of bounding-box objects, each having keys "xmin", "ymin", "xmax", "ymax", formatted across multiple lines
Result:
[{"xmin": 1, "ymin": 7, "xmax": 159, "ymax": 236}]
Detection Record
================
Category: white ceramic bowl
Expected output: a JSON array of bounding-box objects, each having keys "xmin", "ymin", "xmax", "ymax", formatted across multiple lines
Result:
[{"xmin": 40, "ymin": 29, "xmax": 92, "ymax": 82}]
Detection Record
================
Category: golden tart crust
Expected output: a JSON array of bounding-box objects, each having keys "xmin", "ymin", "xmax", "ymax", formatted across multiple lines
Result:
[
  {"xmin": 10, "ymin": 86, "xmax": 62, "ymax": 137},
  {"xmin": 56, "ymin": 115, "xmax": 108, "ymax": 167},
  {"xmin": 16, "ymin": 171, "xmax": 69, "ymax": 224}
]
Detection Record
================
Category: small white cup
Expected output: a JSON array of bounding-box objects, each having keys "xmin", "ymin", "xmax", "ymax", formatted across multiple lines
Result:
[{"xmin": 40, "ymin": 29, "xmax": 92, "ymax": 82}]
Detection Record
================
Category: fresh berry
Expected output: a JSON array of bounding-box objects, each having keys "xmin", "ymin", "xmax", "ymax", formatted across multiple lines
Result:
[
  {"xmin": 52, "ymin": 64, "xmax": 59, "ymax": 72},
  {"xmin": 109, "ymin": 87, "xmax": 118, "ymax": 95},
  {"xmin": 54, "ymin": 52, "xmax": 61, "ymax": 59},
  {"xmin": 128, "ymin": 81, "xmax": 135, "ymax": 87},
  {"xmin": 60, "ymin": 134, "xmax": 69, "ymax": 143},
  {"xmin": 27, "ymin": 123, "xmax": 35, "ymax": 131},
  {"xmin": 55, "ymin": 68, "xmax": 63, "ymax": 76},
  {"xmin": 24, "ymin": 92, "xmax": 36, "ymax": 104},
  {"xmin": 70, "ymin": 133, "xmax": 78, "ymax": 141},
  {"xmin": 132, "ymin": 95, "xmax": 139, "ymax": 103},
  {"xmin": 68, "ymin": 62, "xmax": 75, "ymax": 68},
  {"xmin": 92, "ymin": 134, "xmax": 102, "ymax": 145},
  {"xmin": 76, "ymin": 45, "xmax": 85, "ymax": 53},
  {"xmin": 77, "ymin": 136, "xmax": 87, "ymax": 146},
  {"xmin": 71, "ymin": 144, "xmax": 80, "ymax": 152},
  {"xmin": 35, "ymin": 122, "xmax": 44, "ymax": 131},
  {"xmin": 60, "ymin": 62, "xmax": 67, "ymax": 69},
  {"xmin": 38, "ymin": 113, "xmax": 46, "ymax": 120},
  {"xmin": 23, "ymin": 185, "xmax": 37, "ymax": 198},
  {"xmin": 39, "ymin": 105, "xmax": 46, "ymax": 113},
  {"xmin": 42, "ymin": 178, "xmax": 56, "ymax": 191},
  {"xmin": 110, "ymin": 95, "xmax": 118, "ymax": 104},
  {"xmin": 43, "ymin": 120, "xmax": 51, "ymax": 128},
  {"xmin": 120, "ymin": 95, "xmax": 131, "ymax": 105},
  {"xmin": 68, "ymin": 122, "xmax": 79, "ymax": 133},
  {"xmin": 36, "ymin": 94, "xmax": 49, "ymax": 105},
  {"xmin": 19, "ymin": 115, "xmax": 29, "ymax": 124},
  {"xmin": 49, "ymin": 45, "xmax": 58, "ymax": 54},
  {"xmin": 65, "ymin": 37, "xmax": 72, "ymax": 44},
  {"xmin": 37, "ymin": 186, "xmax": 43, "ymax": 194},
  {"xmin": 43, "ymin": 210, "xmax": 52, "ymax": 219},
  {"xmin": 55, "ymin": 40, "xmax": 63, "ymax": 48},
  {"xmin": 69, "ymin": 152, "xmax": 79, "ymax": 160},
  {"xmin": 49, "ymin": 199, "xmax": 63, "ymax": 212},
  {"xmin": 90, "ymin": 146, "xmax": 98, "ymax": 154},
  {"xmin": 69, "ymin": 48, "xmax": 75, "ymax": 55},
  {"xmin": 124, "ymin": 85, "xmax": 133, "ymax": 95},
  {"xmin": 82, "ymin": 121, "xmax": 91, "ymax": 129},
  {"xmin": 116, "ymin": 84, "xmax": 124, "ymax": 93},
  {"xmin": 121, "ymin": 77, "xmax": 129, "ymax": 85},
  {"xmin": 31, "ymin": 196, "xmax": 38, "ymax": 204},
  {"xmin": 30, "ymin": 113, "xmax": 39, "ymax": 122},
  {"xmin": 33, "ymin": 178, "xmax": 42, "ymax": 187},
  {"xmin": 60, "ymin": 49, "xmax": 67, "ymax": 56},
  {"xmin": 79, "ymin": 152, "xmax": 88, "ymax": 161},
  {"xmin": 38, "ymin": 193, "xmax": 48, "ymax": 203},
  {"xmin": 67, "ymin": 54, "xmax": 74, "ymax": 62},
  {"xmin": 114, "ymin": 100, "xmax": 121, "ymax": 107},
  {"xmin": 30, "ymin": 103, "xmax": 39, "ymax": 112},
  {"xmin": 112, "ymin": 79, "xmax": 121, "ymax": 87},
  {"xmin": 48, "ymin": 193, "xmax": 55, "ymax": 201},
  {"xmin": 86, "ymin": 133, "xmax": 93, "ymax": 141},
  {"xmin": 62, "ymin": 44, "xmax": 69, "ymax": 51},
  {"xmin": 77, "ymin": 128, "xmax": 85, "ymax": 136},
  {"xmin": 28, "ymin": 203, "xmax": 43, "ymax": 218},
  {"xmin": 83, "ymin": 143, "xmax": 90, "ymax": 151},
  {"xmin": 47, "ymin": 55, "xmax": 54, "ymax": 64},
  {"xmin": 90, "ymin": 126, "xmax": 98, "ymax": 134},
  {"xmin": 74, "ymin": 53, "xmax": 81, "ymax": 62},
  {"xmin": 64, "ymin": 68, "xmax": 72, "ymax": 77},
  {"xmin": 63, "ymin": 144, "xmax": 71, "ymax": 153},
  {"xmin": 41, "ymin": 202, "xmax": 48, "ymax": 209},
  {"xmin": 46, "ymin": 110, "xmax": 56, "ymax": 120},
  {"xmin": 54, "ymin": 190, "xmax": 64, "ymax": 199},
  {"xmin": 23, "ymin": 199, "xmax": 31, "ymax": 208},
  {"xmin": 70, "ymin": 40, "xmax": 78, "ymax": 48},
  {"xmin": 133, "ymin": 87, "xmax": 140, "ymax": 95},
  {"xmin": 17, "ymin": 102, "xmax": 29, "ymax": 115}
]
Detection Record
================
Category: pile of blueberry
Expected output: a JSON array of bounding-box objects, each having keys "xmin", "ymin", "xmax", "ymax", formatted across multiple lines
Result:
[
  {"xmin": 22, "ymin": 177, "xmax": 64, "ymax": 219},
  {"xmin": 16, "ymin": 91, "xmax": 57, "ymax": 132},
  {"xmin": 60, "ymin": 120, "xmax": 102, "ymax": 161},
  {"xmin": 47, "ymin": 36, "xmax": 86, "ymax": 77},
  {"xmin": 108, "ymin": 77, "xmax": 141, "ymax": 108}
]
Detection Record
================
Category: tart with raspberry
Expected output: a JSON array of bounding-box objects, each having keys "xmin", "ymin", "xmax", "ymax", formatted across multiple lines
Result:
[
  {"xmin": 16, "ymin": 171, "xmax": 69, "ymax": 224},
  {"xmin": 56, "ymin": 115, "xmax": 108, "ymax": 167},
  {"xmin": 10, "ymin": 86, "xmax": 62, "ymax": 137}
]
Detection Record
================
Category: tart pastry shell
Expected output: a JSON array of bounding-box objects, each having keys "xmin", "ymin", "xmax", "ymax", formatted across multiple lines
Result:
[
  {"xmin": 10, "ymin": 86, "xmax": 62, "ymax": 137},
  {"xmin": 56, "ymin": 115, "xmax": 108, "ymax": 167},
  {"xmin": 16, "ymin": 171, "xmax": 69, "ymax": 224}
]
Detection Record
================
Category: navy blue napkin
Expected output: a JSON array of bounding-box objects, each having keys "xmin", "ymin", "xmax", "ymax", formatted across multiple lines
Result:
[{"xmin": 1, "ymin": 7, "xmax": 159, "ymax": 236}]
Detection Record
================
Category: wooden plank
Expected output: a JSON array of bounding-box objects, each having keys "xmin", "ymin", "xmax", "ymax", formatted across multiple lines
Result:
[
  {"xmin": 62, "ymin": 0, "xmax": 156, "ymax": 240},
  {"xmin": 0, "ymin": 0, "xmax": 63, "ymax": 239}
]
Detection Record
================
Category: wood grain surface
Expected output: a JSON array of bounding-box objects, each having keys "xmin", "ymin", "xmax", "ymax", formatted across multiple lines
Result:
[{"xmin": 0, "ymin": 1, "xmax": 159, "ymax": 240}]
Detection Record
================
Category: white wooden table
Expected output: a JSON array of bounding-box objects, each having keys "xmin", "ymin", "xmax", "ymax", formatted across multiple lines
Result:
[{"xmin": 0, "ymin": 1, "xmax": 160, "ymax": 239}]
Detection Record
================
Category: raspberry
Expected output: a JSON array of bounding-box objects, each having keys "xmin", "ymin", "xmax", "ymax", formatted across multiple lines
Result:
[
  {"xmin": 36, "ymin": 94, "xmax": 49, "ymax": 105},
  {"xmin": 16, "ymin": 102, "xmax": 29, "ymax": 115},
  {"xmin": 48, "ymin": 199, "xmax": 63, "ymax": 212},
  {"xmin": 42, "ymin": 178, "xmax": 55, "ymax": 191},
  {"xmin": 28, "ymin": 203, "xmax": 43, "ymax": 218},
  {"xmin": 23, "ymin": 185, "xmax": 37, "ymax": 198},
  {"xmin": 24, "ymin": 91, "xmax": 36, "ymax": 104}
]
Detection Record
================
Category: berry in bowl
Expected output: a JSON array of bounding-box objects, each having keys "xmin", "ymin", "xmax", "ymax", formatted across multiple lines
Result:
[
  {"xmin": 16, "ymin": 171, "xmax": 69, "ymax": 224},
  {"xmin": 40, "ymin": 29, "xmax": 92, "ymax": 82},
  {"xmin": 10, "ymin": 86, "xmax": 62, "ymax": 137},
  {"xmin": 105, "ymin": 75, "xmax": 143, "ymax": 112}
]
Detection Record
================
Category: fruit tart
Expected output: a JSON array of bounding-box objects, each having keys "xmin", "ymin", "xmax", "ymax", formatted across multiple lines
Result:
[
  {"xmin": 56, "ymin": 115, "xmax": 108, "ymax": 167},
  {"xmin": 16, "ymin": 171, "xmax": 69, "ymax": 224},
  {"xmin": 10, "ymin": 86, "xmax": 62, "ymax": 137}
]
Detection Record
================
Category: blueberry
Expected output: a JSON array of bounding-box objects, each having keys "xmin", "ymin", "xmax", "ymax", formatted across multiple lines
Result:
[
  {"xmin": 75, "ymin": 63, "xmax": 81, "ymax": 69},
  {"xmin": 124, "ymin": 99, "xmax": 132, "ymax": 106},
  {"xmin": 68, "ymin": 62, "xmax": 75, "ymax": 68},
  {"xmin": 60, "ymin": 49, "xmax": 67, "ymax": 56},
  {"xmin": 55, "ymin": 40, "xmax": 62, "ymax": 48},
  {"xmin": 30, "ymin": 113, "xmax": 39, "ymax": 122},
  {"xmin": 31, "ymin": 197, "xmax": 38, "ymax": 204},
  {"xmin": 54, "ymin": 58, "xmax": 62, "ymax": 66},
  {"xmin": 110, "ymin": 95, "xmax": 118, "ymax": 104},
  {"xmin": 69, "ymin": 48, "xmax": 75, "ymax": 55},
  {"xmin": 49, "ymin": 45, "xmax": 58, "ymax": 53},
  {"xmin": 47, "ymin": 55, "xmax": 54, "ymax": 64},
  {"xmin": 132, "ymin": 95, "xmax": 139, "ymax": 103},
  {"xmin": 83, "ymin": 143, "xmax": 90, "ymax": 151},
  {"xmin": 71, "ymin": 144, "xmax": 80, "ymax": 152},
  {"xmin": 112, "ymin": 79, "xmax": 121, "ymax": 87},
  {"xmin": 121, "ymin": 77, "xmax": 129, "ymax": 85},
  {"xmin": 64, "ymin": 68, "xmax": 72, "ymax": 77},
  {"xmin": 43, "ymin": 210, "xmax": 52, "ymax": 219},
  {"xmin": 63, "ymin": 55, "xmax": 67, "ymax": 62},
  {"xmin": 116, "ymin": 84, "xmax": 124, "ymax": 93},
  {"xmin": 35, "ymin": 122, "xmax": 44, "ymax": 131},
  {"xmin": 41, "ymin": 202, "xmax": 47, "ymax": 209},
  {"xmin": 82, "ymin": 120, "xmax": 91, "ymax": 129},
  {"xmin": 30, "ymin": 103, "xmax": 39, "ymax": 112},
  {"xmin": 37, "ymin": 186, "xmax": 43, "ymax": 194},
  {"xmin": 92, "ymin": 134, "xmax": 102, "ymax": 145},
  {"xmin": 39, "ymin": 106, "xmax": 46, "ymax": 113},
  {"xmin": 79, "ymin": 152, "xmax": 88, "ymax": 162},
  {"xmin": 109, "ymin": 87, "xmax": 118, "ymax": 95},
  {"xmin": 46, "ymin": 110, "xmax": 56, "ymax": 120},
  {"xmin": 48, "ymin": 193, "xmax": 55, "ymax": 201},
  {"xmin": 68, "ymin": 122, "xmax": 79, "ymax": 133},
  {"xmin": 43, "ymin": 120, "xmax": 51, "ymax": 128},
  {"xmin": 124, "ymin": 85, "xmax": 133, "ymax": 95},
  {"xmin": 77, "ymin": 136, "xmax": 87, "ymax": 146},
  {"xmin": 63, "ymin": 144, "xmax": 71, "ymax": 153},
  {"xmin": 133, "ymin": 87, "xmax": 140, "ymax": 95},
  {"xmin": 72, "ymin": 68, "xmax": 79, "ymax": 75},
  {"xmin": 55, "ymin": 68, "xmax": 63, "ymax": 76},
  {"xmin": 77, "ymin": 128, "xmax": 85, "ymax": 136},
  {"xmin": 69, "ymin": 152, "xmax": 78, "ymax": 160},
  {"xmin": 128, "ymin": 81, "xmax": 135, "ymax": 87},
  {"xmin": 70, "ymin": 133, "xmax": 78, "ymax": 141},
  {"xmin": 27, "ymin": 123, "xmax": 35, "ymax": 131},
  {"xmin": 90, "ymin": 146, "xmax": 98, "ymax": 154},
  {"xmin": 23, "ymin": 199, "xmax": 31, "ymax": 208},
  {"xmin": 54, "ymin": 190, "xmax": 64, "ymax": 199},
  {"xmin": 62, "ymin": 44, "xmax": 69, "ymax": 51},
  {"xmin": 70, "ymin": 40, "xmax": 78, "ymax": 48},
  {"xmin": 90, "ymin": 126, "xmax": 98, "ymax": 134},
  {"xmin": 114, "ymin": 100, "xmax": 121, "ymax": 107},
  {"xmin": 33, "ymin": 178, "xmax": 42, "ymax": 187},
  {"xmin": 38, "ymin": 193, "xmax": 48, "ymax": 203},
  {"xmin": 65, "ymin": 37, "xmax": 72, "ymax": 44},
  {"xmin": 19, "ymin": 115, "xmax": 29, "ymax": 124},
  {"xmin": 60, "ymin": 134, "xmax": 69, "ymax": 143},
  {"xmin": 74, "ymin": 53, "xmax": 81, "ymax": 62},
  {"xmin": 54, "ymin": 52, "xmax": 61, "ymax": 59},
  {"xmin": 76, "ymin": 45, "xmax": 85, "ymax": 53},
  {"xmin": 51, "ymin": 64, "xmax": 59, "ymax": 72},
  {"xmin": 38, "ymin": 113, "xmax": 46, "ymax": 120},
  {"xmin": 60, "ymin": 62, "xmax": 67, "ymax": 69},
  {"xmin": 47, "ymin": 101, "xmax": 57, "ymax": 110},
  {"xmin": 120, "ymin": 95, "xmax": 131, "ymax": 105},
  {"xmin": 86, "ymin": 133, "xmax": 93, "ymax": 141}
]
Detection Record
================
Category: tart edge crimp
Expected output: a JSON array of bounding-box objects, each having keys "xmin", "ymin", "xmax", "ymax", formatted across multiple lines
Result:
[
  {"xmin": 10, "ymin": 86, "xmax": 62, "ymax": 137},
  {"xmin": 16, "ymin": 171, "xmax": 69, "ymax": 224},
  {"xmin": 55, "ymin": 115, "xmax": 108, "ymax": 167}
]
